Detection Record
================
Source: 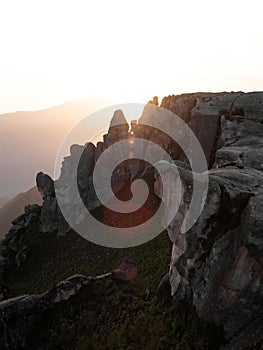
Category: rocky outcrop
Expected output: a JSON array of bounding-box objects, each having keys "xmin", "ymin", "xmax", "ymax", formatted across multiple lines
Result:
[
  {"xmin": 0, "ymin": 92, "xmax": 262, "ymax": 349},
  {"xmin": 215, "ymin": 93, "xmax": 263, "ymax": 171},
  {"xmin": 161, "ymin": 92, "xmax": 263, "ymax": 168},
  {"xmin": 0, "ymin": 107, "xmax": 158, "ymax": 286},
  {"xmin": 0, "ymin": 259, "xmax": 138, "ymax": 349},
  {"xmin": 155, "ymin": 163, "xmax": 263, "ymax": 349},
  {"xmin": 147, "ymin": 96, "xmax": 159, "ymax": 106},
  {"xmin": 36, "ymin": 172, "xmax": 67, "ymax": 235},
  {"xmin": 161, "ymin": 93, "xmax": 199, "ymax": 123},
  {"xmin": 107, "ymin": 109, "xmax": 129, "ymax": 142},
  {"xmin": 0, "ymin": 274, "xmax": 114, "ymax": 349},
  {"xmin": 156, "ymin": 91, "xmax": 263, "ymax": 349},
  {"xmin": 0, "ymin": 204, "xmax": 41, "ymax": 300},
  {"xmin": 0, "ymin": 187, "xmax": 42, "ymax": 240}
]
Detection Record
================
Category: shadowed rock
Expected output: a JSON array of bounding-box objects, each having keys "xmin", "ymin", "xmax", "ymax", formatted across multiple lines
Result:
[
  {"xmin": 0, "ymin": 92, "xmax": 262, "ymax": 349},
  {"xmin": 154, "ymin": 91, "xmax": 263, "ymax": 349},
  {"xmin": 0, "ymin": 274, "xmax": 112, "ymax": 349},
  {"xmin": 108, "ymin": 109, "xmax": 129, "ymax": 137}
]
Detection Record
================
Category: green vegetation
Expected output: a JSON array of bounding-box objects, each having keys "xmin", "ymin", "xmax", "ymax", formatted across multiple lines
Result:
[
  {"xmin": 6, "ymin": 230, "xmax": 223, "ymax": 349},
  {"xmin": 7, "ymin": 228, "xmax": 171, "ymax": 296},
  {"xmin": 76, "ymin": 291, "xmax": 223, "ymax": 350}
]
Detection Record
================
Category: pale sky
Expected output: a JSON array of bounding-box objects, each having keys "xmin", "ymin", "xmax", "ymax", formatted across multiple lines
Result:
[{"xmin": 0, "ymin": 0, "xmax": 262, "ymax": 114}]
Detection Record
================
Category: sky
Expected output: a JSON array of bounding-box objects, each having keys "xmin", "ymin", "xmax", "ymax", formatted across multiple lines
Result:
[{"xmin": 0, "ymin": 0, "xmax": 262, "ymax": 114}]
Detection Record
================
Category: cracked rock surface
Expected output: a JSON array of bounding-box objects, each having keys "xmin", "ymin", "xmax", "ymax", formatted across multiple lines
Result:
[{"xmin": 158, "ymin": 91, "xmax": 263, "ymax": 349}]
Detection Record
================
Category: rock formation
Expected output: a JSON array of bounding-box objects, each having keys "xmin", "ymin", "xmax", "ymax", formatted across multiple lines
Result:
[
  {"xmin": 157, "ymin": 91, "xmax": 263, "ymax": 349},
  {"xmin": 0, "ymin": 187, "xmax": 42, "ymax": 240},
  {"xmin": 0, "ymin": 274, "xmax": 115, "ymax": 349},
  {"xmin": 0, "ymin": 92, "xmax": 262, "ymax": 349},
  {"xmin": 0, "ymin": 203, "xmax": 41, "ymax": 299}
]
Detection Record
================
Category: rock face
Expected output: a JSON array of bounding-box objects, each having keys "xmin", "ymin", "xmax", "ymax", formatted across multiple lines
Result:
[
  {"xmin": 0, "ymin": 92, "xmax": 262, "ymax": 349},
  {"xmin": 0, "ymin": 274, "xmax": 115, "ymax": 349},
  {"xmin": 156, "ymin": 164, "xmax": 263, "ymax": 349},
  {"xmin": 0, "ymin": 204, "xmax": 41, "ymax": 299},
  {"xmin": 157, "ymin": 91, "xmax": 263, "ymax": 349},
  {"xmin": 108, "ymin": 109, "xmax": 129, "ymax": 140},
  {"xmin": 36, "ymin": 172, "xmax": 66, "ymax": 235},
  {"xmin": 161, "ymin": 92, "xmax": 263, "ymax": 168},
  {"xmin": 0, "ymin": 105, "xmax": 160, "ymax": 285}
]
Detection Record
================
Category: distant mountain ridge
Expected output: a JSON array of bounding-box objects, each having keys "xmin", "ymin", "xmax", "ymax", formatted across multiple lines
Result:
[{"xmin": 0, "ymin": 97, "xmax": 113, "ymax": 199}]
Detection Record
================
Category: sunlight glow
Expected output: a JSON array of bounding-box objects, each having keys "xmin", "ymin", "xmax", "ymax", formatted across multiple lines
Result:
[{"xmin": 0, "ymin": 0, "xmax": 262, "ymax": 113}]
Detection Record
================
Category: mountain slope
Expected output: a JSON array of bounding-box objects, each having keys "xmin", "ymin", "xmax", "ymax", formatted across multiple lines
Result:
[
  {"xmin": 0, "ymin": 97, "xmax": 113, "ymax": 199},
  {"xmin": 0, "ymin": 196, "xmax": 10, "ymax": 209},
  {"xmin": 0, "ymin": 187, "xmax": 42, "ymax": 240}
]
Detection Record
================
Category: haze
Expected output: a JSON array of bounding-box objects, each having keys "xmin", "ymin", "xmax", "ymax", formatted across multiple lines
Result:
[
  {"xmin": 0, "ymin": 0, "xmax": 262, "ymax": 201},
  {"xmin": 0, "ymin": 0, "xmax": 262, "ymax": 114},
  {"xmin": 0, "ymin": 98, "xmax": 114, "ymax": 198}
]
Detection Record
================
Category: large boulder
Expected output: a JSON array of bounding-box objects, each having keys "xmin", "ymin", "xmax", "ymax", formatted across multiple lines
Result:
[{"xmin": 36, "ymin": 172, "xmax": 61, "ymax": 234}]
